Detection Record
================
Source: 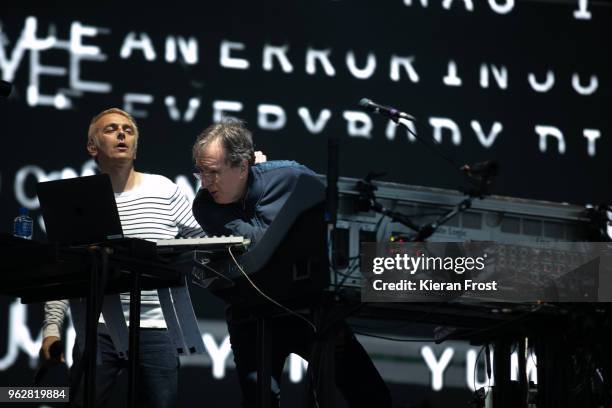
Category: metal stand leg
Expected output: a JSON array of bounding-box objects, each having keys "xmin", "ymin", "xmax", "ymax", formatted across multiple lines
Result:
[
  {"xmin": 493, "ymin": 340, "xmax": 511, "ymax": 408},
  {"xmin": 317, "ymin": 328, "xmax": 336, "ymax": 408},
  {"xmin": 128, "ymin": 271, "xmax": 141, "ymax": 408},
  {"xmin": 84, "ymin": 254, "xmax": 99, "ymax": 408},
  {"xmin": 605, "ymin": 307, "xmax": 611, "ymax": 408},
  {"xmin": 70, "ymin": 247, "xmax": 108, "ymax": 407},
  {"xmin": 80, "ymin": 247, "xmax": 109, "ymax": 408},
  {"xmin": 311, "ymin": 304, "xmax": 335, "ymax": 408},
  {"xmin": 256, "ymin": 316, "xmax": 271, "ymax": 408},
  {"xmin": 518, "ymin": 339, "xmax": 528, "ymax": 408}
]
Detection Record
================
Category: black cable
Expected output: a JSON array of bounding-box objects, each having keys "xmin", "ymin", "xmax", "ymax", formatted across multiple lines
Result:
[
  {"xmin": 472, "ymin": 345, "xmax": 486, "ymax": 394},
  {"xmin": 399, "ymin": 119, "xmax": 499, "ymax": 197},
  {"xmin": 398, "ymin": 119, "xmax": 466, "ymax": 176},
  {"xmin": 334, "ymin": 259, "xmax": 360, "ymax": 290},
  {"xmin": 308, "ymin": 342, "xmax": 321, "ymax": 408},
  {"xmin": 529, "ymin": 345, "xmax": 538, "ymax": 369},
  {"xmin": 352, "ymin": 330, "xmax": 434, "ymax": 343},
  {"xmin": 398, "ymin": 211, "xmax": 449, "ymax": 218},
  {"xmin": 373, "ymin": 210, "xmax": 387, "ymax": 237},
  {"xmin": 228, "ymin": 246, "xmax": 317, "ymax": 332},
  {"xmin": 332, "ymin": 207, "xmax": 392, "ymax": 293},
  {"xmin": 444, "ymin": 305, "xmax": 543, "ymax": 341},
  {"xmin": 333, "ymin": 258, "xmax": 360, "ymax": 278},
  {"xmin": 331, "ymin": 255, "xmax": 362, "ymax": 297},
  {"xmin": 348, "ymin": 302, "xmax": 446, "ymax": 332}
]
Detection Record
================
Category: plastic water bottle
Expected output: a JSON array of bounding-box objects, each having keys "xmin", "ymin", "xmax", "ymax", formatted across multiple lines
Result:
[{"xmin": 13, "ymin": 207, "xmax": 33, "ymax": 240}]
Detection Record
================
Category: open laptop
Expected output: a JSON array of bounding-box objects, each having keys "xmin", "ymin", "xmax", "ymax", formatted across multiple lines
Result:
[{"xmin": 37, "ymin": 174, "xmax": 124, "ymax": 246}]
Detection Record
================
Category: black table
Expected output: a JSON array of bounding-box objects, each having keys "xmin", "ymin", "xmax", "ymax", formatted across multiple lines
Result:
[{"xmin": 0, "ymin": 234, "xmax": 183, "ymax": 408}]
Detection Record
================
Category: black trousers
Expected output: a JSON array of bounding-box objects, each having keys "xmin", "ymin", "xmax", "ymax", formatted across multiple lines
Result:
[
  {"xmin": 227, "ymin": 308, "xmax": 392, "ymax": 408},
  {"xmin": 71, "ymin": 326, "xmax": 179, "ymax": 408}
]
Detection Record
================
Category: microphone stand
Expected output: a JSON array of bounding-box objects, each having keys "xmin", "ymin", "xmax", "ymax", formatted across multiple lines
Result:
[
  {"xmin": 327, "ymin": 133, "xmax": 340, "ymax": 286},
  {"xmin": 356, "ymin": 173, "xmax": 421, "ymax": 234},
  {"xmin": 356, "ymin": 174, "xmax": 474, "ymax": 242},
  {"xmin": 395, "ymin": 118, "xmax": 466, "ymax": 176},
  {"xmin": 411, "ymin": 166, "xmax": 499, "ymax": 241},
  {"xmin": 356, "ymin": 117, "xmax": 500, "ymax": 242},
  {"xmin": 360, "ymin": 100, "xmax": 500, "ymax": 190},
  {"xmin": 394, "ymin": 117, "xmax": 500, "ymax": 194},
  {"xmin": 411, "ymin": 198, "xmax": 472, "ymax": 242}
]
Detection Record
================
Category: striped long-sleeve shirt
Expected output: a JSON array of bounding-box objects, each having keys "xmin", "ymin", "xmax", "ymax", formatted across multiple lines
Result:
[{"xmin": 42, "ymin": 173, "xmax": 205, "ymax": 338}]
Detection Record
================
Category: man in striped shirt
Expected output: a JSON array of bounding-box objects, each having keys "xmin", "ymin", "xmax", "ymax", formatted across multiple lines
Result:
[{"xmin": 40, "ymin": 108, "xmax": 205, "ymax": 407}]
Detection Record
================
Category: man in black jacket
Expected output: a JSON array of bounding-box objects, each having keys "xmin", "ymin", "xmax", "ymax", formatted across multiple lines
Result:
[{"xmin": 192, "ymin": 118, "xmax": 392, "ymax": 408}]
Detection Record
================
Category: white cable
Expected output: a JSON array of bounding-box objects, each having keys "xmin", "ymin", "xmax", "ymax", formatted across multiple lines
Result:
[{"xmin": 228, "ymin": 245, "xmax": 317, "ymax": 333}]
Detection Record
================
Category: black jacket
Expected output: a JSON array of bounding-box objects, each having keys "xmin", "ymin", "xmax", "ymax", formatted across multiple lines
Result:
[{"xmin": 192, "ymin": 160, "xmax": 318, "ymax": 244}]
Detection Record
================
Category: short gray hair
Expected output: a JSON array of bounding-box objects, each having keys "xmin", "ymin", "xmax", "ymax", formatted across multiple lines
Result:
[
  {"xmin": 87, "ymin": 107, "xmax": 139, "ymax": 150},
  {"xmin": 192, "ymin": 118, "xmax": 255, "ymax": 167}
]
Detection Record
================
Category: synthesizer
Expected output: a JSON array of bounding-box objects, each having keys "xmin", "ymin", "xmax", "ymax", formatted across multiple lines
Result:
[
  {"xmin": 156, "ymin": 236, "xmax": 250, "ymax": 252},
  {"xmin": 325, "ymin": 176, "xmax": 591, "ymax": 289}
]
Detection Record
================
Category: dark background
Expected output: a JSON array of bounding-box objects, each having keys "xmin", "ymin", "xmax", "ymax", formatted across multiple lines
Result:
[{"xmin": 0, "ymin": 0, "xmax": 608, "ymax": 406}]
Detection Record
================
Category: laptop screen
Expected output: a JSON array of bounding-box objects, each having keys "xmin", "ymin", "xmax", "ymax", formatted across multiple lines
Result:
[{"xmin": 37, "ymin": 174, "xmax": 124, "ymax": 246}]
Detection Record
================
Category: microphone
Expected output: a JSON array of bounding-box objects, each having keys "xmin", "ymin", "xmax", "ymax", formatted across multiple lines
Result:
[
  {"xmin": 359, "ymin": 98, "xmax": 415, "ymax": 122},
  {"xmin": 460, "ymin": 160, "xmax": 500, "ymax": 177},
  {"xmin": 0, "ymin": 80, "xmax": 12, "ymax": 98}
]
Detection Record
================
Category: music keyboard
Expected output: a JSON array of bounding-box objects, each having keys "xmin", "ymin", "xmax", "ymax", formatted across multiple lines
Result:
[{"xmin": 156, "ymin": 236, "xmax": 250, "ymax": 251}]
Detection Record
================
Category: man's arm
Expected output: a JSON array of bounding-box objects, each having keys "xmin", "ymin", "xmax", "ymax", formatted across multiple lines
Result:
[
  {"xmin": 171, "ymin": 185, "xmax": 207, "ymax": 238},
  {"xmin": 41, "ymin": 299, "xmax": 68, "ymax": 361},
  {"xmin": 240, "ymin": 164, "xmax": 318, "ymax": 244},
  {"xmin": 224, "ymin": 218, "xmax": 267, "ymax": 243}
]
